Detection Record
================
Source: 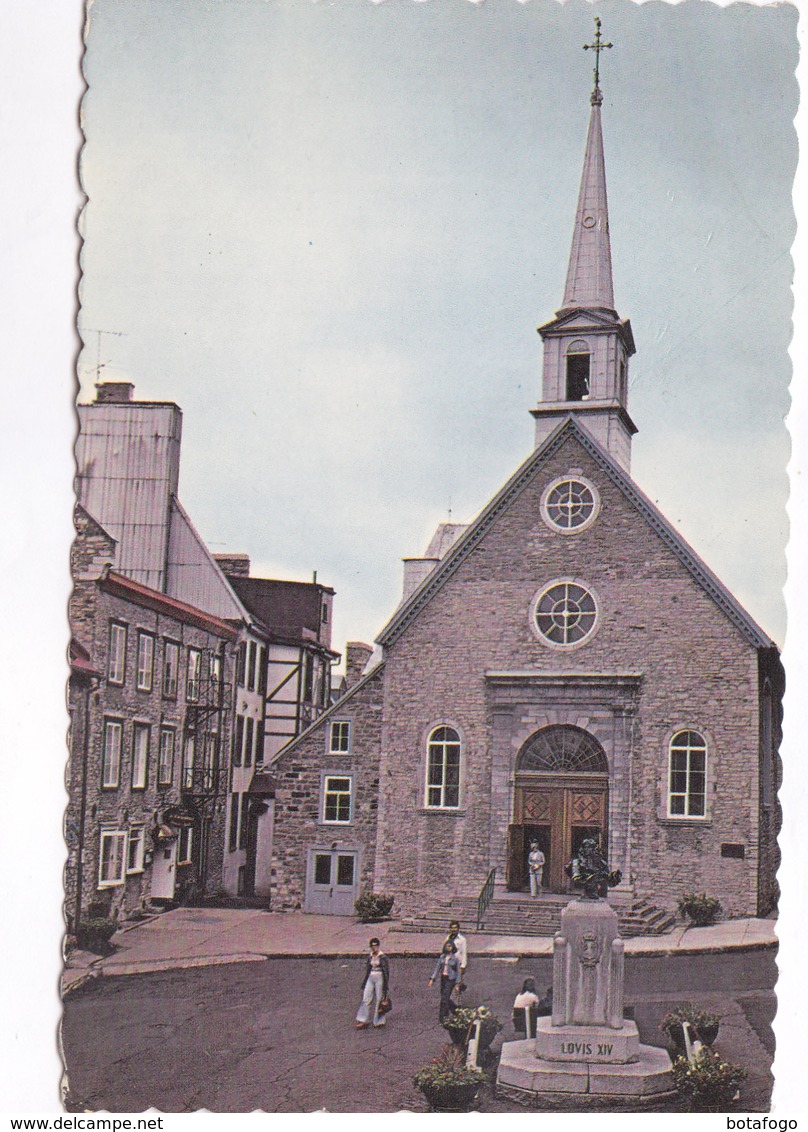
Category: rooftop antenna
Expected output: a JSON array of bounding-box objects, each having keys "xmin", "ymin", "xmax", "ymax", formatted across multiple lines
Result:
[{"xmin": 80, "ymin": 327, "xmax": 126, "ymax": 382}]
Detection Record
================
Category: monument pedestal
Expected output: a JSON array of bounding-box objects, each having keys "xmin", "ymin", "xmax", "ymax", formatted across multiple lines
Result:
[{"xmin": 496, "ymin": 896, "xmax": 674, "ymax": 1105}]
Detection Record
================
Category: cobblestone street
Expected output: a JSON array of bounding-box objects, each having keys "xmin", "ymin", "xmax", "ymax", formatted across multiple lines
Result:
[{"xmin": 62, "ymin": 952, "xmax": 776, "ymax": 1113}]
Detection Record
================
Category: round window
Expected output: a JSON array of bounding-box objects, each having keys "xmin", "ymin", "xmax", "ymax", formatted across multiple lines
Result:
[
  {"xmin": 541, "ymin": 476, "xmax": 600, "ymax": 533},
  {"xmin": 533, "ymin": 580, "xmax": 599, "ymax": 647}
]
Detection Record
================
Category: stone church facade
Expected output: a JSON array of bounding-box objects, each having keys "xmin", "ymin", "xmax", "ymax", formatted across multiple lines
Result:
[{"xmin": 268, "ymin": 72, "xmax": 782, "ymax": 924}]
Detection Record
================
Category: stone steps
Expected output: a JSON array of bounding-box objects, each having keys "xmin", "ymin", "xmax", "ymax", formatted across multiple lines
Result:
[{"xmin": 399, "ymin": 895, "xmax": 677, "ymax": 938}]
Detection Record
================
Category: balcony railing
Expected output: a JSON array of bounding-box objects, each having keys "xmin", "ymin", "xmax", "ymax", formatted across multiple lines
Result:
[{"xmin": 181, "ymin": 765, "xmax": 223, "ymax": 795}]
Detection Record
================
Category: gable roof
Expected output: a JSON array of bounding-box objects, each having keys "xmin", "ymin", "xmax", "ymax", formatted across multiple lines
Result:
[
  {"xmin": 376, "ymin": 415, "xmax": 775, "ymax": 652},
  {"xmin": 269, "ymin": 660, "xmax": 385, "ymax": 766}
]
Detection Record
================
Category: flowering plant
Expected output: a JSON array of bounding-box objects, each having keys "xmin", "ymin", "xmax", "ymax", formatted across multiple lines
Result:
[
  {"xmin": 678, "ymin": 892, "xmax": 723, "ymax": 927},
  {"xmin": 413, "ymin": 1045, "xmax": 486, "ymax": 1091},
  {"xmin": 671, "ymin": 1050, "xmax": 746, "ymax": 1111},
  {"xmin": 441, "ymin": 1005, "xmax": 502, "ymax": 1047},
  {"xmin": 660, "ymin": 1005, "xmax": 720, "ymax": 1045}
]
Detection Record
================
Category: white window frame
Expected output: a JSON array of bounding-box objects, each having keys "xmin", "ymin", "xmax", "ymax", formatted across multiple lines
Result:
[
  {"xmin": 101, "ymin": 720, "xmax": 123, "ymax": 788},
  {"xmin": 158, "ymin": 727, "xmax": 175, "ymax": 786},
  {"xmin": 98, "ymin": 829, "xmax": 126, "ymax": 887},
  {"xmin": 108, "ymin": 622, "xmax": 127, "ymax": 684},
  {"xmin": 540, "ymin": 475, "xmax": 601, "ymax": 535},
  {"xmin": 531, "ymin": 577, "xmax": 600, "ymax": 651},
  {"xmin": 136, "ymin": 631, "xmax": 154, "ymax": 691},
  {"xmin": 330, "ymin": 720, "xmax": 351, "ymax": 753},
  {"xmin": 126, "ymin": 826, "xmax": 145, "ymax": 874},
  {"xmin": 322, "ymin": 774, "xmax": 353, "ymax": 824},
  {"xmin": 667, "ymin": 730, "xmax": 708, "ymax": 819},
  {"xmin": 186, "ymin": 648, "xmax": 201, "ymax": 702},
  {"xmin": 131, "ymin": 722, "xmax": 150, "ymax": 790},
  {"xmin": 425, "ymin": 726, "xmax": 461, "ymax": 810},
  {"xmin": 163, "ymin": 640, "xmax": 179, "ymax": 698},
  {"xmin": 178, "ymin": 826, "xmax": 194, "ymax": 864}
]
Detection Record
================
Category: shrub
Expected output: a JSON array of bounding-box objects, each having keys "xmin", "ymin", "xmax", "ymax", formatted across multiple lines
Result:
[
  {"xmin": 76, "ymin": 917, "xmax": 117, "ymax": 953},
  {"xmin": 671, "ymin": 1049, "xmax": 746, "ymax": 1111},
  {"xmin": 678, "ymin": 892, "xmax": 723, "ymax": 927},
  {"xmin": 354, "ymin": 892, "xmax": 395, "ymax": 922},
  {"xmin": 660, "ymin": 1005, "xmax": 720, "ymax": 1047}
]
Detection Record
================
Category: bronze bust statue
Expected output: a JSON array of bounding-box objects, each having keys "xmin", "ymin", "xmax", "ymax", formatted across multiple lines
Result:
[{"xmin": 565, "ymin": 838, "xmax": 622, "ymax": 899}]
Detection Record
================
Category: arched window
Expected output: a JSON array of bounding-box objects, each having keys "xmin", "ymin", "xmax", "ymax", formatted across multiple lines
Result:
[
  {"xmin": 517, "ymin": 726, "xmax": 608, "ymax": 774},
  {"xmin": 566, "ymin": 340, "xmax": 591, "ymax": 401},
  {"xmin": 668, "ymin": 731, "xmax": 707, "ymax": 817},
  {"xmin": 426, "ymin": 726, "xmax": 461, "ymax": 808}
]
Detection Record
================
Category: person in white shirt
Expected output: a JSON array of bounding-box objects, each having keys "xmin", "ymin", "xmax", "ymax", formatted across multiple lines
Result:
[
  {"xmin": 446, "ymin": 920, "xmax": 467, "ymax": 995},
  {"xmin": 527, "ymin": 841, "xmax": 545, "ymax": 896},
  {"xmin": 512, "ymin": 977, "xmax": 540, "ymax": 1037}
]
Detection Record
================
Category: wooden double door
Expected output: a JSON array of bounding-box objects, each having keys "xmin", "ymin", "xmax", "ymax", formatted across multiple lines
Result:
[{"xmin": 507, "ymin": 774, "xmax": 609, "ymax": 893}]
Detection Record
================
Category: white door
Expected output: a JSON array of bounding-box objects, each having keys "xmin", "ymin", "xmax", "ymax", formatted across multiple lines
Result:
[
  {"xmin": 306, "ymin": 850, "xmax": 358, "ymax": 914},
  {"xmin": 151, "ymin": 842, "xmax": 177, "ymax": 900}
]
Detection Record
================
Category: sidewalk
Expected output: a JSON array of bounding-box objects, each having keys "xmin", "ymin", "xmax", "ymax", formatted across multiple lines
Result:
[{"xmin": 62, "ymin": 906, "xmax": 777, "ymax": 997}]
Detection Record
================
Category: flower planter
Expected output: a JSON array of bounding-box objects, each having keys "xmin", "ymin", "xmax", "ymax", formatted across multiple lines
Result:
[
  {"xmin": 664, "ymin": 1018, "xmax": 720, "ymax": 1054},
  {"xmin": 418, "ymin": 1082, "xmax": 481, "ymax": 1112}
]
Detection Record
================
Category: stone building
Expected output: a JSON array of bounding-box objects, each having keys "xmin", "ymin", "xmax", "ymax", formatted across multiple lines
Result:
[
  {"xmin": 66, "ymin": 506, "xmax": 238, "ymax": 929},
  {"xmin": 268, "ymin": 70, "xmax": 782, "ymax": 924}
]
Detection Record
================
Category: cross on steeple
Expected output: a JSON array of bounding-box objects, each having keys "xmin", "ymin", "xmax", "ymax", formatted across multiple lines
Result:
[{"xmin": 583, "ymin": 17, "xmax": 613, "ymax": 106}]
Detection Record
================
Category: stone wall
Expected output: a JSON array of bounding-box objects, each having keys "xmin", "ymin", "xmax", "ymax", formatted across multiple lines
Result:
[
  {"xmin": 270, "ymin": 667, "xmax": 384, "ymax": 911},
  {"xmin": 372, "ymin": 434, "xmax": 768, "ymax": 918}
]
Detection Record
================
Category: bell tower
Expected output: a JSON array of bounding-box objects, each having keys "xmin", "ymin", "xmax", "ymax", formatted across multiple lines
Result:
[{"xmin": 531, "ymin": 19, "xmax": 637, "ymax": 472}]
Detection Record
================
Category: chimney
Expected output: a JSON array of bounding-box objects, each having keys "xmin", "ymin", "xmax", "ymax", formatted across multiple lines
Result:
[
  {"xmin": 95, "ymin": 382, "xmax": 135, "ymax": 404},
  {"xmin": 214, "ymin": 553, "xmax": 251, "ymax": 578},
  {"xmin": 345, "ymin": 641, "xmax": 373, "ymax": 689},
  {"xmin": 402, "ymin": 557, "xmax": 439, "ymax": 601}
]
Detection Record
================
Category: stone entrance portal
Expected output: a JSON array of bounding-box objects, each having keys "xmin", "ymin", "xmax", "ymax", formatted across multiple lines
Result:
[{"xmin": 507, "ymin": 727, "xmax": 609, "ymax": 893}]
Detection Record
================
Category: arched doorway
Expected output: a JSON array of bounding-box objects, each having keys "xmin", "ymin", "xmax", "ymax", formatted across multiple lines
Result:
[{"xmin": 507, "ymin": 726, "xmax": 609, "ymax": 893}]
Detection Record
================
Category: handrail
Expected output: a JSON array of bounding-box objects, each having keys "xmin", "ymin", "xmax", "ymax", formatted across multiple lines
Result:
[{"xmin": 476, "ymin": 867, "xmax": 497, "ymax": 930}]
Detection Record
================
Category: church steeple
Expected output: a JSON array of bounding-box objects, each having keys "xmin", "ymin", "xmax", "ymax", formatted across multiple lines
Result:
[{"xmin": 531, "ymin": 19, "xmax": 637, "ymax": 473}]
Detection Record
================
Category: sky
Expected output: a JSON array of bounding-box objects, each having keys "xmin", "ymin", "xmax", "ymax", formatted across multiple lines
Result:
[{"xmin": 77, "ymin": 0, "xmax": 797, "ymax": 656}]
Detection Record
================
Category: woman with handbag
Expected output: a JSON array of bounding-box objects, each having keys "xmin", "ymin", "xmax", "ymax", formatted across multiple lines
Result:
[{"xmin": 356, "ymin": 937, "xmax": 390, "ymax": 1029}]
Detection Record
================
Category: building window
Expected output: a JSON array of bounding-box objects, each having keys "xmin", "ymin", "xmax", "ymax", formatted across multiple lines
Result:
[
  {"xmin": 229, "ymin": 792, "xmax": 240, "ymax": 853},
  {"xmin": 541, "ymin": 476, "xmax": 600, "ymax": 534},
  {"xmin": 98, "ymin": 830, "xmax": 126, "ymax": 887},
  {"xmin": 323, "ymin": 775, "xmax": 352, "ymax": 824},
  {"xmin": 158, "ymin": 727, "xmax": 175, "ymax": 786},
  {"xmin": 182, "ymin": 734, "xmax": 195, "ymax": 789},
  {"xmin": 245, "ymin": 716, "xmax": 255, "ymax": 768},
  {"xmin": 321, "ymin": 601, "xmax": 329, "ymax": 624},
  {"xmin": 236, "ymin": 642, "xmax": 246, "ymax": 687},
  {"xmin": 668, "ymin": 730, "xmax": 707, "ymax": 818},
  {"xmin": 426, "ymin": 726, "xmax": 461, "ymax": 809},
  {"xmin": 256, "ymin": 645, "xmax": 266, "ymax": 695},
  {"xmin": 131, "ymin": 723, "xmax": 149, "ymax": 790},
  {"xmin": 330, "ymin": 721, "xmax": 351, "ymax": 753},
  {"xmin": 566, "ymin": 350, "xmax": 591, "ymax": 401},
  {"xmin": 233, "ymin": 715, "xmax": 244, "ymax": 766},
  {"xmin": 126, "ymin": 827, "xmax": 145, "ymax": 874},
  {"xmin": 136, "ymin": 632, "xmax": 154, "ymax": 691},
  {"xmin": 533, "ymin": 580, "xmax": 598, "ymax": 648},
  {"xmin": 163, "ymin": 641, "xmax": 179, "ymax": 698},
  {"xmin": 210, "ymin": 651, "xmax": 221, "ymax": 687},
  {"xmin": 186, "ymin": 648, "xmax": 201, "ymax": 702},
  {"xmin": 178, "ymin": 826, "xmax": 193, "ymax": 864},
  {"xmin": 247, "ymin": 641, "xmax": 257, "ymax": 691},
  {"xmin": 107, "ymin": 622, "xmax": 127, "ymax": 684},
  {"xmin": 101, "ymin": 720, "xmax": 123, "ymax": 788}
]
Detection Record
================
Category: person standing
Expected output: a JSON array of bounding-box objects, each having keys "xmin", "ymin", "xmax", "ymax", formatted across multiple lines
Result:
[
  {"xmin": 446, "ymin": 920, "xmax": 468, "ymax": 995},
  {"xmin": 527, "ymin": 840, "xmax": 545, "ymax": 896},
  {"xmin": 428, "ymin": 940, "xmax": 460, "ymax": 1023},
  {"xmin": 356, "ymin": 937, "xmax": 390, "ymax": 1029}
]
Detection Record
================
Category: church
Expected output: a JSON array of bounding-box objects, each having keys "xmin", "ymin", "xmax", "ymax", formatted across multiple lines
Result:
[{"xmin": 267, "ymin": 34, "xmax": 782, "ymax": 928}]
